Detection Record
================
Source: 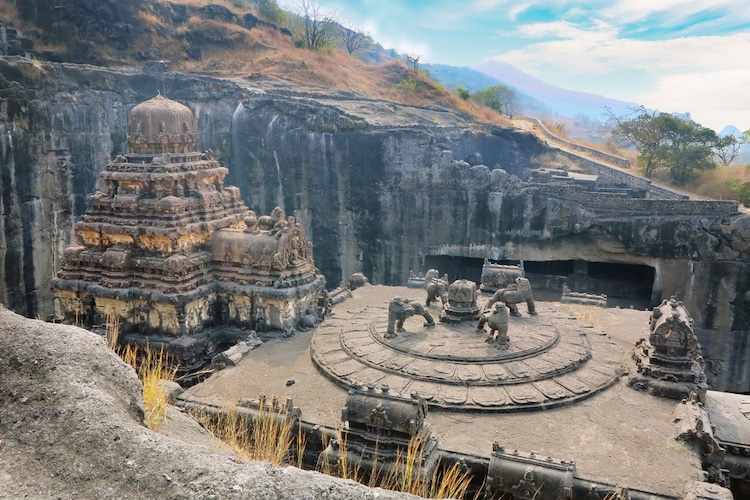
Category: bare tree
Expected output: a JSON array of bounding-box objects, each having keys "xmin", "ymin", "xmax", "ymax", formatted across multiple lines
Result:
[
  {"xmin": 404, "ymin": 52, "xmax": 421, "ymax": 70},
  {"xmin": 714, "ymin": 134, "xmax": 741, "ymax": 166},
  {"xmin": 339, "ymin": 25, "xmax": 370, "ymax": 55},
  {"xmin": 294, "ymin": 0, "xmax": 338, "ymax": 51}
]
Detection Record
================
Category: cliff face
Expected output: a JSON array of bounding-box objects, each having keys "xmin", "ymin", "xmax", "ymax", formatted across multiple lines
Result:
[{"xmin": 1, "ymin": 58, "xmax": 749, "ymax": 392}]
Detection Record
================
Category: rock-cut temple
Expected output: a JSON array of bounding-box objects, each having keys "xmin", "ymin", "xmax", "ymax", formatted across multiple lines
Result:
[{"xmin": 51, "ymin": 95, "xmax": 325, "ymax": 365}]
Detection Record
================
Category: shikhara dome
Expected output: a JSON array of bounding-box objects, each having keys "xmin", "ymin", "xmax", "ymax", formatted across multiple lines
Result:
[{"xmin": 126, "ymin": 94, "xmax": 198, "ymax": 154}]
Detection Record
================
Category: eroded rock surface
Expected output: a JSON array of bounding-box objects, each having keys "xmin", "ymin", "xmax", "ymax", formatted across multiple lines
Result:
[{"xmin": 0, "ymin": 304, "xmax": 416, "ymax": 499}]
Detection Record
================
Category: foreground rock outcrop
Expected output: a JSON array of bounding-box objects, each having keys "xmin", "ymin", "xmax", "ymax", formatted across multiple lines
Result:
[{"xmin": 0, "ymin": 304, "xmax": 414, "ymax": 499}]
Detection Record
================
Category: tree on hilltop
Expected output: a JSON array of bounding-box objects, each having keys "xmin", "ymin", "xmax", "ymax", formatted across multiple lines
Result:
[
  {"xmin": 293, "ymin": 0, "xmax": 338, "ymax": 51},
  {"xmin": 606, "ymin": 107, "xmax": 724, "ymax": 185},
  {"xmin": 339, "ymin": 22, "xmax": 370, "ymax": 55},
  {"xmin": 471, "ymin": 84, "xmax": 518, "ymax": 118}
]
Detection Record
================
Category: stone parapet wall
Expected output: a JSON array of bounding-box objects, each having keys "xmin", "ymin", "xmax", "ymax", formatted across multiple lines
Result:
[
  {"xmin": 517, "ymin": 116, "xmax": 687, "ymax": 201},
  {"xmin": 517, "ymin": 116, "xmax": 631, "ymax": 168},
  {"xmin": 536, "ymin": 185, "xmax": 739, "ymax": 216}
]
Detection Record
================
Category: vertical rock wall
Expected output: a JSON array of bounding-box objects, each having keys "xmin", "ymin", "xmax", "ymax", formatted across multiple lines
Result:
[{"xmin": 1, "ymin": 59, "xmax": 749, "ymax": 391}]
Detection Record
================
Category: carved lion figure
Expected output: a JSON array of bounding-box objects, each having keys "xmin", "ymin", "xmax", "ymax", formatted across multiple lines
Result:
[
  {"xmin": 386, "ymin": 296, "xmax": 435, "ymax": 339},
  {"xmin": 486, "ymin": 277, "xmax": 536, "ymax": 316},
  {"xmin": 478, "ymin": 302, "xmax": 509, "ymax": 347},
  {"xmin": 424, "ymin": 268, "xmax": 448, "ymax": 307}
]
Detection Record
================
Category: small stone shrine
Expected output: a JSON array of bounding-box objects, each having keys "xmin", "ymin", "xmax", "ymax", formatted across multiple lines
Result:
[
  {"xmin": 480, "ymin": 260, "xmax": 525, "ymax": 294},
  {"xmin": 321, "ymin": 383, "xmax": 439, "ymax": 479},
  {"xmin": 440, "ymin": 279, "xmax": 481, "ymax": 322},
  {"xmin": 629, "ymin": 297, "xmax": 708, "ymax": 400},
  {"xmin": 51, "ymin": 95, "xmax": 325, "ymax": 365}
]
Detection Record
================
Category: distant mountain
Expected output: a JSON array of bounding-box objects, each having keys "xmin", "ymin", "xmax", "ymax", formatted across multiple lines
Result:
[
  {"xmin": 720, "ymin": 125, "xmax": 742, "ymax": 137},
  {"xmin": 425, "ymin": 60, "xmax": 638, "ymax": 128},
  {"xmin": 472, "ymin": 60, "xmax": 638, "ymax": 124}
]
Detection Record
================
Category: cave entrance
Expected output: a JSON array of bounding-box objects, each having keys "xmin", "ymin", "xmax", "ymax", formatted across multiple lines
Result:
[
  {"xmin": 423, "ymin": 255, "xmax": 484, "ymax": 284},
  {"xmin": 423, "ymin": 256, "xmax": 655, "ymax": 308}
]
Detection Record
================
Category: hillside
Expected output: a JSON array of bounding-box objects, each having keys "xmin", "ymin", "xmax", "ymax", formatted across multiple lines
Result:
[{"xmin": 4, "ymin": 0, "xmax": 510, "ymax": 127}]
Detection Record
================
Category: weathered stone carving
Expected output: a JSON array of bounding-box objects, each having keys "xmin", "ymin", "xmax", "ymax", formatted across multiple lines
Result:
[
  {"xmin": 486, "ymin": 277, "xmax": 537, "ymax": 317},
  {"xmin": 406, "ymin": 270, "xmax": 426, "ymax": 289},
  {"xmin": 673, "ymin": 393, "xmax": 726, "ymax": 486},
  {"xmin": 560, "ymin": 285, "xmax": 606, "ymax": 307},
  {"xmin": 210, "ymin": 334, "xmax": 262, "ymax": 370},
  {"xmin": 480, "ymin": 260, "xmax": 525, "ymax": 294},
  {"xmin": 347, "ymin": 272, "xmax": 370, "ymax": 290},
  {"xmin": 51, "ymin": 95, "xmax": 325, "ymax": 367},
  {"xmin": 424, "ymin": 268, "xmax": 448, "ymax": 307},
  {"xmin": 342, "ymin": 384, "xmax": 428, "ymax": 437},
  {"xmin": 385, "ymin": 297, "xmax": 435, "ymax": 338},
  {"xmin": 486, "ymin": 443, "xmax": 575, "ymax": 500},
  {"xmin": 440, "ymin": 279, "xmax": 481, "ymax": 322},
  {"xmin": 320, "ymin": 384, "xmax": 439, "ymax": 481},
  {"xmin": 682, "ymin": 481, "xmax": 733, "ymax": 500},
  {"xmin": 478, "ymin": 302, "xmax": 509, "ymax": 348},
  {"xmin": 629, "ymin": 297, "xmax": 707, "ymax": 400}
]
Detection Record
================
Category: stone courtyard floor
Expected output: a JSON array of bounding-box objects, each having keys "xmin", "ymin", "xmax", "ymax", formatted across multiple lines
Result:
[{"xmin": 184, "ymin": 285, "xmax": 704, "ymax": 497}]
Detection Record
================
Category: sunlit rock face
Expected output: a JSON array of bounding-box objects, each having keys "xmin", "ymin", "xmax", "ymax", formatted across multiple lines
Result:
[
  {"xmin": 51, "ymin": 95, "xmax": 324, "ymax": 364},
  {"xmin": 0, "ymin": 59, "xmax": 749, "ymax": 392}
]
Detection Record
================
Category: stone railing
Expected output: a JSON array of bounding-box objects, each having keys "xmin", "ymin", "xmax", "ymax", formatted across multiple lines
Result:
[
  {"xmin": 516, "ymin": 116, "xmax": 631, "ymax": 168},
  {"xmin": 537, "ymin": 185, "xmax": 739, "ymax": 216},
  {"xmin": 515, "ymin": 116, "xmax": 690, "ymax": 200}
]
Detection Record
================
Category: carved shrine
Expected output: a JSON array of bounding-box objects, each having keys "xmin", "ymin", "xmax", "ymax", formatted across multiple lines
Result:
[
  {"xmin": 51, "ymin": 95, "xmax": 325, "ymax": 365},
  {"xmin": 629, "ymin": 297, "xmax": 708, "ymax": 400},
  {"xmin": 321, "ymin": 383, "xmax": 439, "ymax": 479},
  {"xmin": 440, "ymin": 279, "xmax": 481, "ymax": 322}
]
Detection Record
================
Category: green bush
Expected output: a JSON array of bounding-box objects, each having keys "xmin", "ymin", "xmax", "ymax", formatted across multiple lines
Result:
[{"xmin": 256, "ymin": 0, "xmax": 286, "ymax": 24}]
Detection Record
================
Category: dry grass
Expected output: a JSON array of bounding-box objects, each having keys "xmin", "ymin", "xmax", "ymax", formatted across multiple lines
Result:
[
  {"xmin": 113, "ymin": 332, "xmax": 178, "ymax": 433},
  {"xmin": 320, "ymin": 430, "xmax": 475, "ymax": 499},
  {"xmin": 139, "ymin": 347, "xmax": 178, "ymax": 431},
  {"xmin": 105, "ymin": 311, "xmax": 120, "ymax": 350},
  {"xmin": 191, "ymin": 399, "xmax": 304, "ymax": 466},
  {"xmin": 0, "ymin": 1, "xmax": 35, "ymax": 30},
  {"xmin": 686, "ymin": 163, "xmax": 750, "ymax": 200},
  {"xmin": 567, "ymin": 304, "xmax": 603, "ymax": 329}
]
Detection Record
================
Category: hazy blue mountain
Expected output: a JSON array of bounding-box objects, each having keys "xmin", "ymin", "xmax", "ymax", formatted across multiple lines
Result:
[
  {"xmin": 425, "ymin": 60, "xmax": 638, "ymax": 126},
  {"xmin": 423, "ymin": 63, "xmax": 552, "ymax": 116},
  {"xmin": 720, "ymin": 125, "xmax": 742, "ymax": 137},
  {"xmin": 472, "ymin": 60, "xmax": 638, "ymax": 124}
]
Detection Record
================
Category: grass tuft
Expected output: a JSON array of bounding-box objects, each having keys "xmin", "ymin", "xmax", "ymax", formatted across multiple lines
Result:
[
  {"xmin": 191, "ymin": 398, "xmax": 304, "ymax": 467},
  {"xmin": 112, "ymin": 339, "xmax": 178, "ymax": 431},
  {"xmin": 138, "ymin": 347, "xmax": 178, "ymax": 431},
  {"xmin": 320, "ymin": 430, "xmax": 474, "ymax": 499}
]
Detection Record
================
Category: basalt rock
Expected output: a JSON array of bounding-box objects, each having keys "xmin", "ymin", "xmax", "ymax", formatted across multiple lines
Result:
[{"xmin": 0, "ymin": 57, "xmax": 749, "ymax": 392}]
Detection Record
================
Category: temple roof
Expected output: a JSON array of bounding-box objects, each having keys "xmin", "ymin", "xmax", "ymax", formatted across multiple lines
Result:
[{"xmin": 126, "ymin": 94, "xmax": 198, "ymax": 154}]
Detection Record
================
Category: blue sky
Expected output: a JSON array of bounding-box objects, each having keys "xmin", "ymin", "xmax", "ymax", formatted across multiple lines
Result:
[{"xmin": 284, "ymin": 0, "xmax": 750, "ymax": 132}]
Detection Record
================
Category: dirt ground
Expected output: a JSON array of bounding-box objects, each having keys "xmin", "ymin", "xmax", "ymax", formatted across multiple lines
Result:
[{"xmin": 185, "ymin": 285, "xmax": 705, "ymax": 497}]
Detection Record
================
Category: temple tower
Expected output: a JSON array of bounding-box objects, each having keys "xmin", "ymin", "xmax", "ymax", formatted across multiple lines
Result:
[{"xmin": 52, "ymin": 95, "xmax": 324, "ymax": 365}]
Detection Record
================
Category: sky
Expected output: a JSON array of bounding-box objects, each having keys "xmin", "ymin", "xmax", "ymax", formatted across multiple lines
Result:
[{"xmin": 284, "ymin": 0, "xmax": 750, "ymax": 132}]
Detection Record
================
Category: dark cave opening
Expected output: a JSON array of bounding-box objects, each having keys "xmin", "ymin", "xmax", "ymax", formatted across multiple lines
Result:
[{"xmin": 422, "ymin": 256, "xmax": 655, "ymax": 308}]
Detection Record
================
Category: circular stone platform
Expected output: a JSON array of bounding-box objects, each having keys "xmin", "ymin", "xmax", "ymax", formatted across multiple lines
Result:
[{"xmin": 311, "ymin": 300, "xmax": 627, "ymax": 411}]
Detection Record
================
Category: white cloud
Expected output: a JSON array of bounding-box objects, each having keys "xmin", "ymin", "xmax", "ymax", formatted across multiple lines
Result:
[
  {"xmin": 637, "ymin": 69, "xmax": 750, "ymax": 131},
  {"xmin": 491, "ymin": 19, "xmax": 750, "ymax": 130},
  {"xmin": 603, "ymin": 0, "xmax": 750, "ymax": 24},
  {"xmin": 499, "ymin": 30, "xmax": 750, "ymax": 75}
]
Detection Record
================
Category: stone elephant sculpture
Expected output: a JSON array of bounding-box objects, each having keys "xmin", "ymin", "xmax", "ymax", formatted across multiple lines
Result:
[
  {"xmin": 386, "ymin": 296, "xmax": 435, "ymax": 338},
  {"xmin": 486, "ymin": 277, "xmax": 537, "ymax": 316},
  {"xmin": 478, "ymin": 302, "xmax": 509, "ymax": 347},
  {"xmin": 424, "ymin": 268, "xmax": 448, "ymax": 307}
]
